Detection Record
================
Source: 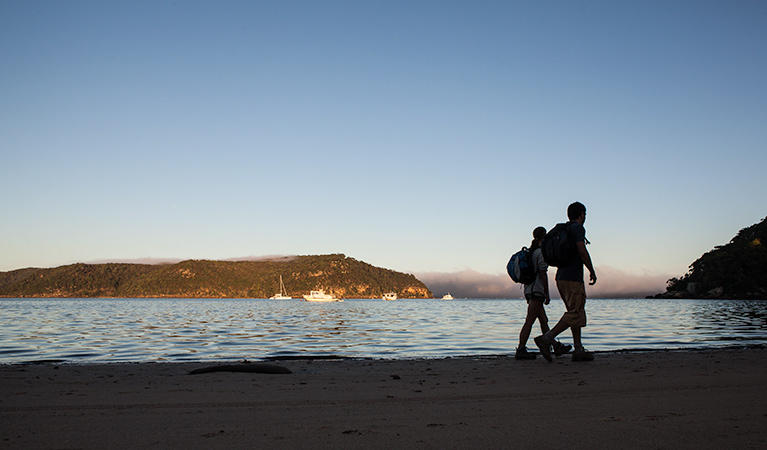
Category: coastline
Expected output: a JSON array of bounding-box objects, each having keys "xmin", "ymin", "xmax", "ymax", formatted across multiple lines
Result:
[{"xmin": 2, "ymin": 348, "xmax": 766, "ymax": 449}]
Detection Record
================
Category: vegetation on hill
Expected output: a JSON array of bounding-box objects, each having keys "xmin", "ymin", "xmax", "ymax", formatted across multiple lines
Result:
[
  {"xmin": 654, "ymin": 216, "xmax": 767, "ymax": 299},
  {"xmin": 0, "ymin": 254, "xmax": 432, "ymax": 299}
]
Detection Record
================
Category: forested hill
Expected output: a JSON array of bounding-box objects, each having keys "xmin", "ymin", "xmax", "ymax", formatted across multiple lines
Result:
[
  {"xmin": 0, "ymin": 254, "xmax": 432, "ymax": 299},
  {"xmin": 654, "ymin": 216, "xmax": 767, "ymax": 299}
]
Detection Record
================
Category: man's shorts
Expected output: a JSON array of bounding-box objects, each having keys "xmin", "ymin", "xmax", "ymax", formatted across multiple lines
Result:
[{"xmin": 556, "ymin": 280, "xmax": 587, "ymax": 327}]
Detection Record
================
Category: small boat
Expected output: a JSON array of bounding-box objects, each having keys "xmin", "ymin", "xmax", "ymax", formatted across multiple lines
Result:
[
  {"xmin": 441, "ymin": 293, "xmax": 454, "ymax": 300},
  {"xmin": 269, "ymin": 275, "xmax": 292, "ymax": 300},
  {"xmin": 302, "ymin": 290, "xmax": 343, "ymax": 302},
  {"xmin": 382, "ymin": 292, "xmax": 397, "ymax": 301}
]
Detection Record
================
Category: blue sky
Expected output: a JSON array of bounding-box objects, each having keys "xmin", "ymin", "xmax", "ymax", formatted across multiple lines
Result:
[{"xmin": 2, "ymin": 1, "xmax": 766, "ymax": 296}]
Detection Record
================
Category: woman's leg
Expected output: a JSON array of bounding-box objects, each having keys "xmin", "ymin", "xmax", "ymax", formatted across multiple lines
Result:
[
  {"xmin": 519, "ymin": 300, "xmax": 544, "ymax": 349},
  {"xmin": 537, "ymin": 305, "xmax": 550, "ymax": 335}
]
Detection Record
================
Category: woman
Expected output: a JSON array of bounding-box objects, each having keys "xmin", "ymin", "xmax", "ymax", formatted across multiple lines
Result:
[{"xmin": 516, "ymin": 226, "xmax": 572, "ymax": 360}]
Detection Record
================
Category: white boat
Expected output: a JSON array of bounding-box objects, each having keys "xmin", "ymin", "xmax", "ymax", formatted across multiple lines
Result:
[
  {"xmin": 269, "ymin": 275, "xmax": 292, "ymax": 300},
  {"xmin": 441, "ymin": 293, "xmax": 454, "ymax": 300},
  {"xmin": 302, "ymin": 290, "xmax": 343, "ymax": 302},
  {"xmin": 382, "ymin": 292, "xmax": 397, "ymax": 301}
]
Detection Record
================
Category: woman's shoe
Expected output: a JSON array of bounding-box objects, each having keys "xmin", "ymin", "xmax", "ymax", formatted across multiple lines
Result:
[
  {"xmin": 553, "ymin": 341, "xmax": 573, "ymax": 356},
  {"xmin": 515, "ymin": 347, "xmax": 536, "ymax": 360}
]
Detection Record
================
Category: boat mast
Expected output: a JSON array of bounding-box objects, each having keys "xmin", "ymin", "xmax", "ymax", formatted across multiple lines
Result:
[{"xmin": 279, "ymin": 275, "xmax": 286, "ymax": 296}]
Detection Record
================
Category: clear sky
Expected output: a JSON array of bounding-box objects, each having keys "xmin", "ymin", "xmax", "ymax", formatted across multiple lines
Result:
[{"xmin": 2, "ymin": 1, "xmax": 766, "ymax": 296}]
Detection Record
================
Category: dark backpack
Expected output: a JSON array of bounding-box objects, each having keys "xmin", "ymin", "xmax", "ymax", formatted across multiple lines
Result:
[
  {"xmin": 507, "ymin": 247, "xmax": 537, "ymax": 284},
  {"xmin": 541, "ymin": 222, "xmax": 576, "ymax": 267}
]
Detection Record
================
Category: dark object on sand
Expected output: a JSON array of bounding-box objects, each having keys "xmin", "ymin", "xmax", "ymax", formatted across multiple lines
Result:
[{"xmin": 189, "ymin": 363, "xmax": 292, "ymax": 375}]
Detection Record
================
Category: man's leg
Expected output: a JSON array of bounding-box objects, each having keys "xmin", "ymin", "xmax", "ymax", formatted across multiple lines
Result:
[
  {"xmin": 571, "ymin": 325, "xmax": 582, "ymax": 350},
  {"xmin": 534, "ymin": 282, "xmax": 572, "ymax": 361},
  {"xmin": 547, "ymin": 318, "xmax": 568, "ymax": 339},
  {"xmin": 558, "ymin": 282, "xmax": 592, "ymax": 361},
  {"xmin": 542, "ymin": 278, "xmax": 571, "ymax": 342}
]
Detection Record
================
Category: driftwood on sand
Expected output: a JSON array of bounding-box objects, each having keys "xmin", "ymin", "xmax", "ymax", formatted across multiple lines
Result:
[{"xmin": 188, "ymin": 363, "xmax": 292, "ymax": 375}]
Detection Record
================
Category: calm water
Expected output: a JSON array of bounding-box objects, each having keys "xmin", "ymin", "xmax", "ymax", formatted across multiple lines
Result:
[{"xmin": 1, "ymin": 298, "xmax": 766, "ymax": 364}]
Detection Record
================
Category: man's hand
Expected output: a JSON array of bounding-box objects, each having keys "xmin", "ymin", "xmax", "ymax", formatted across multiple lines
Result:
[{"xmin": 577, "ymin": 241, "xmax": 597, "ymax": 285}]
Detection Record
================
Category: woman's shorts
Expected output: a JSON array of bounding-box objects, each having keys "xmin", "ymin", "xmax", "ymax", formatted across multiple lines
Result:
[{"xmin": 525, "ymin": 293, "xmax": 546, "ymax": 304}]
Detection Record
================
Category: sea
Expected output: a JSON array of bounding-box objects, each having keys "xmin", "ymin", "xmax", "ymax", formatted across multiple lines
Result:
[{"xmin": 1, "ymin": 298, "xmax": 766, "ymax": 364}]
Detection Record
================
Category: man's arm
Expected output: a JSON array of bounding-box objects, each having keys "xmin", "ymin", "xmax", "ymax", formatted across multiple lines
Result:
[{"xmin": 576, "ymin": 241, "xmax": 597, "ymax": 285}]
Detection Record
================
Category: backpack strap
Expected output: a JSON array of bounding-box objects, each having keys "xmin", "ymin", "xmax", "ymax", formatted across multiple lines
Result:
[{"xmin": 567, "ymin": 220, "xmax": 591, "ymax": 245}]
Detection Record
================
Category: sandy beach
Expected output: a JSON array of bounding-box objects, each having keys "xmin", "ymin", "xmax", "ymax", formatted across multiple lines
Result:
[{"xmin": 2, "ymin": 348, "xmax": 766, "ymax": 449}]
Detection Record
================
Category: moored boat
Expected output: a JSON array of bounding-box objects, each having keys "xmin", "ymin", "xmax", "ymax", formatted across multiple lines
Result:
[
  {"xmin": 269, "ymin": 275, "xmax": 292, "ymax": 300},
  {"xmin": 302, "ymin": 290, "xmax": 343, "ymax": 302},
  {"xmin": 382, "ymin": 292, "xmax": 397, "ymax": 301},
  {"xmin": 441, "ymin": 293, "xmax": 454, "ymax": 300}
]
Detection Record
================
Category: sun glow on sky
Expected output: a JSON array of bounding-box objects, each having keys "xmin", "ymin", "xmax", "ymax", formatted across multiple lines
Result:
[{"xmin": 2, "ymin": 1, "xmax": 766, "ymax": 297}]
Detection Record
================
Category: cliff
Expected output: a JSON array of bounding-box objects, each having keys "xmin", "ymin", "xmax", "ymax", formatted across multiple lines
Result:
[
  {"xmin": 0, "ymin": 254, "xmax": 433, "ymax": 299},
  {"xmin": 652, "ymin": 216, "xmax": 767, "ymax": 299}
]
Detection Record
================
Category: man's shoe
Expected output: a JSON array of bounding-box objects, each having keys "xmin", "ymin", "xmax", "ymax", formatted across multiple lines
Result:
[
  {"xmin": 572, "ymin": 349, "xmax": 594, "ymax": 362},
  {"xmin": 534, "ymin": 336, "xmax": 552, "ymax": 362},
  {"xmin": 553, "ymin": 341, "xmax": 573, "ymax": 357},
  {"xmin": 515, "ymin": 347, "xmax": 536, "ymax": 360}
]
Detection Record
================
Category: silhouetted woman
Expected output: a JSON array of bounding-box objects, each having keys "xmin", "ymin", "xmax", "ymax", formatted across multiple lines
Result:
[{"xmin": 516, "ymin": 226, "xmax": 571, "ymax": 359}]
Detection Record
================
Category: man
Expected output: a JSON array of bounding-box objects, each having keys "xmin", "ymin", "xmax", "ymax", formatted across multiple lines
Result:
[{"xmin": 535, "ymin": 201, "xmax": 596, "ymax": 362}]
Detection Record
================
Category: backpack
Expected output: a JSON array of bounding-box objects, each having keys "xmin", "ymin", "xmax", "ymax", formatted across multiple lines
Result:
[
  {"xmin": 541, "ymin": 222, "xmax": 575, "ymax": 267},
  {"xmin": 507, "ymin": 247, "xmax": 537, "ymax": 284}
]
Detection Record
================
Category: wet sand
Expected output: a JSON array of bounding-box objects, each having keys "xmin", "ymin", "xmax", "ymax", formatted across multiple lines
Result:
[{"xmin": 2, "ymin": 348, "xmax": 766, "ymax": 449}]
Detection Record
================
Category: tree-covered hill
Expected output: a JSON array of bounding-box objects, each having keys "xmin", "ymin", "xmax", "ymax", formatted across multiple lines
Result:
[
  {"xmin": 654, "ymin": 216, "xmax": 767, "ymax": 299},
  {"xmin": 0, "ymin": 254, "xmax": 432, "ymax": 299}
]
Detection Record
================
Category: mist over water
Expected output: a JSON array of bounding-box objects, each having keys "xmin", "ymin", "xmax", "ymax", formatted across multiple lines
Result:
[
  {"xmin": 417, "ymin": 266, "xmax": 671, "ymax": 299},
  {"xmin": 1, "ymin": 298, "xmax": 765, "ymax": 364}
]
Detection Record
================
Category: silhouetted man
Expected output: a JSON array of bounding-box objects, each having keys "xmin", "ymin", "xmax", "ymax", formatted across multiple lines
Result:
[{"xmin": 535, "ymin": 201, "xmax": 596, "ymax": 362}]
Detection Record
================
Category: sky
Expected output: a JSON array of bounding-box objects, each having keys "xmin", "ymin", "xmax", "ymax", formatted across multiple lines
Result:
[{"xmin": 2, "ymin": 1, "xmax": 766, "ymax": 297}]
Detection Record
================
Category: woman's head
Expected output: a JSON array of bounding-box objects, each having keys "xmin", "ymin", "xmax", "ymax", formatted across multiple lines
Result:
[{"xmin": 531, "ymin": 226, "xmax": 547, "ymax": 249}]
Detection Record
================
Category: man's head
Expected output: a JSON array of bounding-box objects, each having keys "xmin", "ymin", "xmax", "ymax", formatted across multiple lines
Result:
[{"xmin": 567, "ymin": 201, "xmax": 587, "ymax": 222}]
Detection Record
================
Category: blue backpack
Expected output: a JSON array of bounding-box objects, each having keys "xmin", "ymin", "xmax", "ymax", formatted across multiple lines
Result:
[{"xmin": 507, "ymin": 247, "xmax": 537, "ymax": 284}]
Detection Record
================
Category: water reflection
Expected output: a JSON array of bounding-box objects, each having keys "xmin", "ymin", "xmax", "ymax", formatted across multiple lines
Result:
[{"xmin": 0, "ymin": 298, "xmax": 766, "ymax": 363}]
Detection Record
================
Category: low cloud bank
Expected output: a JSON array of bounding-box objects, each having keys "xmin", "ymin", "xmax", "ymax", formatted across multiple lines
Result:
[
  {"xmin": 84, "ymin": 257, "xmax": 182, "ymax": 265},
  {"xmin": 416, "ymin": 270, "xmax": 516, "ymax": 299},
  {"xmin": 416, "ymin": 266, "xmax": 672, "ymax": 299},
  {"xmin": 222, "ymin": 255, "xmax": 297, "ymax": 263},
  {"xmin": 83, "ymin": 255, "xmax": 297, "ymax": 265},
  {"xmin": 587, "ymin": 266, "xmax": 672, "ymax": 299}
]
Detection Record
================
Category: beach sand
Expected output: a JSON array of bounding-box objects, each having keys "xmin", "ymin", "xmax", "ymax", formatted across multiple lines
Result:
[{"xmin": 2, "ymin": 349, "xmax": 766, "ymax": 449}]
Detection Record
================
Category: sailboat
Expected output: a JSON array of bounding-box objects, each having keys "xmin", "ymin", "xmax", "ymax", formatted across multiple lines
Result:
[{"xmin": 269, "ymin": 276, "xmax": 292, "ymax": 300}]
